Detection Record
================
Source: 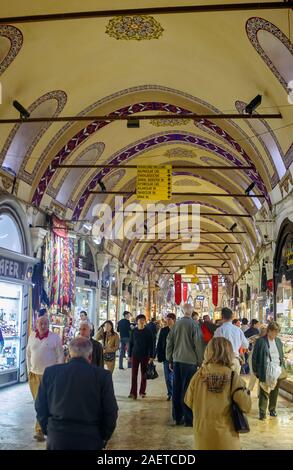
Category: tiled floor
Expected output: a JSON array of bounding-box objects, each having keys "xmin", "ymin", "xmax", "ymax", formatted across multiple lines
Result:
[{"xmin": 0, "ymin": 363, "xmax": 293, "ymax": 450}]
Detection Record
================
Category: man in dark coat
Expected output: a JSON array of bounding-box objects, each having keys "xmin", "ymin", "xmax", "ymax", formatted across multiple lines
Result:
[
  {"xmin": 157, "ymin": 313, "xmax": 176, "ymax": 400},
  {"xmin": 35, "ymin": 337, "xmax": 118, "ymax": 450},
  {"xmin": 79, "ymin": 321, "xmax": 104, "ymax": 368},
  {"xmin": 117, "ymin": 311, "xmax": 131, "ymax": 369}
]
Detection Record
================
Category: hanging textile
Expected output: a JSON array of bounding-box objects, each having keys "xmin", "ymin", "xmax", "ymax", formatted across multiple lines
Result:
[
  {"xmin": 267, "ymin": 279, "xmax": 274, "ymax": 292},
  {"xmin": 174, "ymin": 274, "xmax": 182, "ymax": 305},
  {"xmin": 212, "ymin": 275, "xmax": 218, "ymax": 307},
  {"xmin": 261, "ymin": 261, "xmax": 267, "ymax": 292},
  {"xmin": 45, "ymin": 216, "xmax": 76, "ymax": 308},
  {"xmin": 183, "ymin": 282, "xmax": 188, "ymax": 302}
]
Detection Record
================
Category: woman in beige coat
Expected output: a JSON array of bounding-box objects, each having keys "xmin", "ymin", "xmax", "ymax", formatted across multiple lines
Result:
[
  {"xmin": 184, "ymin": 337, "xmax": 251, "ymax": 450},
  {"xmin": 96, "ymin": 321, "xmax": 119, "ymax": 373}
]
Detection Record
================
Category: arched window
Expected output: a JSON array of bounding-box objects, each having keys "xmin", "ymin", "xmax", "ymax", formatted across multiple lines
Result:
[
  {"xmin": 0, "ymin": 212, "xmax": 23, "ymax": 253},
  {"xmin": 246, "ymin": 17, "xmax": 293, "ymax": 92}
]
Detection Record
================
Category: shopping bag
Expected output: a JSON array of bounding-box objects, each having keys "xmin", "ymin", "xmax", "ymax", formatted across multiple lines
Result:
[{"xmin": 146, "ymin": 362, "xmax": 159, "ymax": 380}]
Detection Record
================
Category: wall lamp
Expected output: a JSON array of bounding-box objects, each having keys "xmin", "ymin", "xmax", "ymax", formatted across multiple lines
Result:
[
  {"xmin": 127, "ymin": 118, "xmax": 140, "ymax": 128},
  {"xmin": 230, "ymin": 223, "xmax": 237, "ymax": 232}
]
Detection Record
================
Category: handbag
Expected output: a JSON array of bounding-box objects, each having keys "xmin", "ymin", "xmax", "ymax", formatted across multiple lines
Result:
[
  {"xmin": 146, "ymin": 362, "xmax": 159, "ymax": 380},
  {"xmin": 103, "ymin": 352, "xmax": 116, "ymax": 362},
  {"xmin": 230, "ymin": 371, "xmax": 250, "ymax": 434}
]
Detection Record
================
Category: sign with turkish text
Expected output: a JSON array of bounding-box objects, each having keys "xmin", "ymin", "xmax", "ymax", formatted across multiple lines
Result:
[
  {"xmin": 136, "ymin": 165, "xmax": 172, "ymax": 200},
  {"xmin": 0, "ymin": 256, "xmax": 26, "ymax": 280}
]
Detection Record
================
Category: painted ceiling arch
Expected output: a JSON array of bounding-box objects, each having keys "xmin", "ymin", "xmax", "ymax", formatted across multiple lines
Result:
[
  {"xmin": 71, "ymin": 130, "xmax": 269, "ymax": 220},
  {"xmin": 31, "ymin": 96, "xmax": 272, "ymax": 208},
  {"xmin": 0, "ymin": 90, "xmax": 67, "ymax": 177},
  {"xmin": 246, "ymin": 17, "xmax": 293, "ymax": 92},
  {"xmin": 0, "ymin": 25, "xmax": 23, "ymax": 76}
]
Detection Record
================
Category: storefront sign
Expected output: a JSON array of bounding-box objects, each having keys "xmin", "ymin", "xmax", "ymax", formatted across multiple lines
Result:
[
  {"xmin": 136, "ymin": 165, "xmax": 172, "ymax": 200},
  {"xmin": 0, "ymin": 256, "xmax": 25, "ymax": 280},
  {"xmin": 84, "ymin": 280, "xmax": 97, "ymax": 288},
  {"xmin": 76, "ymin": 271, "xmax": 90, "ymax": 279},
  {"xmin": 196, "ymin": 295, "xmax": 205, "ymax": 301}
]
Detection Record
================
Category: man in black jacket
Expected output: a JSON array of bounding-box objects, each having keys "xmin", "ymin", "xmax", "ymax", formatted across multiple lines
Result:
[
  {"xmin": 157, "ymin": 313, "xmax": 176, "ymax": 400},
  {"xmin": 79, "ymin": 321, "xmax": 104, "ymax": 368},
  {"xmin": 117, "ymin": 311, "xmax": 131, "ymax": 369},
  {"xmin": 128, "ymin": 314, "xmax": 154, "ymax": 399},
  {"xmin": 35, "ymin": 337, "xmax": 118, "ymax": 450}
]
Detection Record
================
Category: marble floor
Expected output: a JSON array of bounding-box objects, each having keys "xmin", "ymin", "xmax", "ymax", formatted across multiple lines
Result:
[{"xmin": 0, "ymin": 363, "xmax": 293, "ymax": 450}]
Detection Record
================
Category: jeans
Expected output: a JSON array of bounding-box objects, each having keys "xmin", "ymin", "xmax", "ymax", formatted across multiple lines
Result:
[
  {"xmin": 163, "ymin": 360, "xmax": 173, "ymax": 397},
  {"xmin": 119, "ymin": 338, "xmax": 131, "ymax": 369},
  {"xmin": 173, "ymin": 362, "xmax": 197, "ymax": 425}
]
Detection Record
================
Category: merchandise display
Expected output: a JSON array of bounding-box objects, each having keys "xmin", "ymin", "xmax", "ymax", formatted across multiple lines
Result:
[
  {"xmin": 276, "ymin": 276, "xmax": 293, "ymax": 384},
  {"xmin": 0, "ymin": 281, "xmax": 22, "ymax": 378}
]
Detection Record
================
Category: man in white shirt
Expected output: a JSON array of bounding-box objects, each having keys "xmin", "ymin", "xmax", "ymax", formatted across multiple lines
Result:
[
  {"xmin": 214, "ymin": 307, "xmax": 249, "ymax": 374},
  {"xmin": 26, "ymin": 316, "xmax": 64, "ymax": 441}
]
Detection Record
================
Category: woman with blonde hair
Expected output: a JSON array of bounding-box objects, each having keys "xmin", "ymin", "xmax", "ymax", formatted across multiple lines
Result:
[{"xmin": 184, "ymin": 337, "xmax": 251, "ymax": 450}]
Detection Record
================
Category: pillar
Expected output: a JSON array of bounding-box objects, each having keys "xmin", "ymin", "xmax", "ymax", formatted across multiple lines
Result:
[
  {"xmin": 107, "ymin": 259, "xmax": 118, "ymax": 321},
  {"xmin": 96, "ymin": 253, "xmax": 109, "ymax": 332}
]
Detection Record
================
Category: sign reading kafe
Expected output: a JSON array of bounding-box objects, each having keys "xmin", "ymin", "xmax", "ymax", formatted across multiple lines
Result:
[
  {"xmin": 0, "ymin": 256, "xmax": 26, "ymax": 280},
  {"xmin": 136, "ymin": 165, "xmax": 172, "ymax": 201}
]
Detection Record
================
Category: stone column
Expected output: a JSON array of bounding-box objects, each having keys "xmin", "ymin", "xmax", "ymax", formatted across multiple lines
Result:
[
  {"xmin": 118, "ymin": 267, "xmax": 128, "ymax": 319},
  {"xmin": 107, "ymin": 259, "xmax": 118, "ymax": 321},
  {"xmin": 30, "ymin": 227, "xmax": 48, "ymax": 258},
  {"xmin": 96, "ymin": 253, "xmax": 109, "ymax": 332}
]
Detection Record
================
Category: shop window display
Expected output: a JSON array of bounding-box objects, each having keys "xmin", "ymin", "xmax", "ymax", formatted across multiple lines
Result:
[
  {"xmin": 276, "ymin": 276, "xmax": 293, "ymax": 382},
  {"xmin": 0, "ymin": 282, "xmax": 22, "ymax": 380}
]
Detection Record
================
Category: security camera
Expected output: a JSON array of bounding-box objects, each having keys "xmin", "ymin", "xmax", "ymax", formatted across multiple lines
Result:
[{"xmin": 13, "ymin": 100, "xmax": 30, "ymax": 120}]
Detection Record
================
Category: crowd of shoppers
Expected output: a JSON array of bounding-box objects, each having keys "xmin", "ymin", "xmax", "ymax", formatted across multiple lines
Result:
[{"xmin": 26, "ymin": 305, "xmax": 287, "ymax": 450}]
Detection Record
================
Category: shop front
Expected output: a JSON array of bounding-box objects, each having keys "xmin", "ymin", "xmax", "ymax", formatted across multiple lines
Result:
[
  {"xmin": 274, "ymin": 218, "xmax": 293, "ymax": 399},
  {"xmin": 0, "ymin": 201, "xmax": 35, "ymax": 387}
]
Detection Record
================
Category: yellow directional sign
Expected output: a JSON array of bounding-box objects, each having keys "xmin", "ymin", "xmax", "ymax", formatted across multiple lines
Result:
[{"xmin": 136, "ymin": 165, "xmax": 172, "ymax": 201}]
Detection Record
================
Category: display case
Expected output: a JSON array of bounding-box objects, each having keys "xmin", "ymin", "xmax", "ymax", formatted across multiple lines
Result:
[
  {"xmin": 49, "ymin": 312, "xmax": 68, "ymax": 343},
  {"xmin": 277, "ymin": 276, "xmax": 293, "ymax": 384},
  {"xmin": 0, "ymin": 281, "xmax": 22, "ymax": 387}
]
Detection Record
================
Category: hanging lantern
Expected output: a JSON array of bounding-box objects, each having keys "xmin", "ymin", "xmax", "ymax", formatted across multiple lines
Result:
[
  {"xmin": 186, "ymin": 265, "xmax": 197, "ymax": 276},
  {"xmin": 191, "ymin": 276, "xmax": 199, "ymax": 284}
]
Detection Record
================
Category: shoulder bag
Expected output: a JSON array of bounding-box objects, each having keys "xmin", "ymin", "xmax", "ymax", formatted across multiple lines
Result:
[{"xmin": 230, "ymin": 371, "xmax": 250, "ymax": 433}]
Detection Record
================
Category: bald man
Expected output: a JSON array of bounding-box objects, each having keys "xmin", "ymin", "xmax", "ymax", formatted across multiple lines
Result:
[
  {"xmin": 26, "ymin": 316, "xmax": 64, "ymax": 441},
  {"xmin": 79, "ymin": 321, "xmax": 104, "ymax": 368}
]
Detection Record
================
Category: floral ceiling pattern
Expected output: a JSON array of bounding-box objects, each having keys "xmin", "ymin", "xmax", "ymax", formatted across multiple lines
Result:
[{"xmin": 105, "ymin": 16, "xmax": 164, "ymax": 41}]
